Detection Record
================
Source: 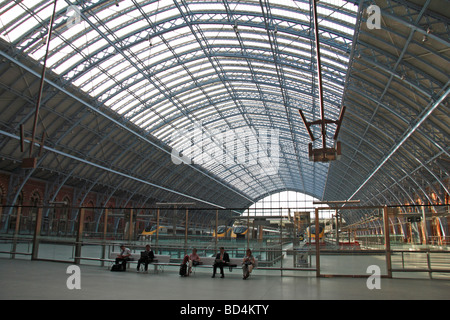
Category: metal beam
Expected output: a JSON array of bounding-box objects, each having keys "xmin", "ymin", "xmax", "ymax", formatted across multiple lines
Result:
[
  {"xmin": 0, "ymin": 129, "xmax": 228, "ymax": 209},
  {"xmin": 0, "ymin": 49, "xmax": 254, "ymax": 204},
  {"xmin": 348, "ymin": 84, "xmax": 450, "ymax": 201}
]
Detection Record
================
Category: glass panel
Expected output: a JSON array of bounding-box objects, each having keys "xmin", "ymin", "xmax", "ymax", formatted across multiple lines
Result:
[
  {"xmin": 0, "ymin": 206, "xmax": 34, "ymax": 260},
  {"xmin": 35, "ymin": 205, "xmax": 75, "ymax": 262},
  {"xmin": 389, "ymin": 205, "xmax": 450, "ymax": 280},
  {"xmin": 1, "ymin": 203, "xmax": 448, "ymax": 280},
  {"xmin": 319, "ymin": 207, "xmax": 388, "ymax": 277}
]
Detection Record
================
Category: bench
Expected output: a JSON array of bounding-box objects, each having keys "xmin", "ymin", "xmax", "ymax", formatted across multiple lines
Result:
[
  {"xmin": 190, "ymin": 256, "xmax": 258, "ymax": 276},
  {"xmin": 109, "ymin": 252, "xmax": 172, "ymax": 273},
  {"xmin": 151, "ymin": 255, "xmax": 173, "ymax": 273}
]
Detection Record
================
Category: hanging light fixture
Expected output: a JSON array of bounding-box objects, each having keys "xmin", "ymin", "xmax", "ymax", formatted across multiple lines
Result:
[
  {"xmin": 21, "ymin": 0, "xmax": 58, "ymax": 168},
  {"xmin": 299, "ymin": 0, "xmax": 346, "ymax": 163}
]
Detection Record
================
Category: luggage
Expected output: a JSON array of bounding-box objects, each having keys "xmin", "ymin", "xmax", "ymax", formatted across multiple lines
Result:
[
  {"xmin": 179, "ymin": 263, "xmax": 187, "ymax": 276},
  {"xmin": 111, "ymin": 263, "xmax": 125, "ymax": 272}
]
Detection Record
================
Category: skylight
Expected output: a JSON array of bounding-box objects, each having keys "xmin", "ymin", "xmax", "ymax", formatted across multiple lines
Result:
[{"xmin": 0, "ymin": 0, "xmax": 358, "ymax": 200}]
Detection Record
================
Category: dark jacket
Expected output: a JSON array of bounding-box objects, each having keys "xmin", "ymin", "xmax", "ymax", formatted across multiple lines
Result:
[
  {"xmin": 215, "ymin": 252, "xmax": 230, "ymax": 264},
  {"xmin": 140, "ymin": 250, "xmax": 155, "ymax": 261}
]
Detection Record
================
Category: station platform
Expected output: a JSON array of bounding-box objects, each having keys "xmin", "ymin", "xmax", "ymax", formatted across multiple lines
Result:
[{"xmin": 0, "ymin": 258, "xmax": 449, "ymax": 301}]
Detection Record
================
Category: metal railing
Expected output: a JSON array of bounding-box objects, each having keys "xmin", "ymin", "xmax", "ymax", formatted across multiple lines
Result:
[{"xmin": 0, "ymin": 204, "xmax": 449, "ymax": 279}]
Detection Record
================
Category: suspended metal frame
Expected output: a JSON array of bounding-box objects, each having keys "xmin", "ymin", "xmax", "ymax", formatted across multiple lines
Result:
[{"xmin": 299, "ymin": 0, "xmax": 345, "ymax": 163}]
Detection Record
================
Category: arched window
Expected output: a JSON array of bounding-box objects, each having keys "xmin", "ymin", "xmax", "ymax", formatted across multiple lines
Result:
[
  {"xmin": 248, "ymin": 191, "xmax": 327, "ymax": 217},
  {"xmin": 30, "ymin": 191, "xmax": 40, "ymax": 207},
  {"xmin": 245, "ymin": 191, "xmax": 333, "ymax": 244},
  {"xmin": 27, "ymin": 191, "xmax": 41, "ymax": 233},
  {"xmin": 84, "ymin": 201, "xmax": 95, "ymax": 235},
  {"xmin": 99, "ymin": 206, "xmax": 113, "ymax": 236},
  {"xmin": 52, "ymin": 196, "xmax": 71, "ymax": 237},
  {"xmin": 9, "ymin": 192, "xmax": 23, "ymax": 233}
]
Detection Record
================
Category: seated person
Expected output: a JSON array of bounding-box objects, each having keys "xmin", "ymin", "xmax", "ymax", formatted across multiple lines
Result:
[
  {"xmin": 115, "ymin": 245, "xmax": 132, "ymax": 271},
  {"xmin": 188, "ymin": 248, "xmax": 201, "ymax": 275},
  {"xmin": 242, "ymin": 248, "xmax": 255, "ymax": 280},
  {"xmin": 212, "ymin": 247, "xmax": 230, "ymax": 278},
  {"xmin": 137, "ymin": 244, "xmax": 155, "ymax": 273}
]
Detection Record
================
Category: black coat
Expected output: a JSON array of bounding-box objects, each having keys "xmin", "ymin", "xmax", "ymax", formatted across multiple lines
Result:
[
  {"xmin": 215, "ymin": 252, "xmax": 230, "ymax": 263},
  {"xmin": 140, "ymin": 250, "xmax": 155, "ymax": 261}
]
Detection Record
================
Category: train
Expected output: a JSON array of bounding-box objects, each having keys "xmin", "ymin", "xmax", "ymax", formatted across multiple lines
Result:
[
  {"xmin": 213, "ymin": 225, "xmax": 232, "ymax": 238},
  {"xmin": 140, "ymin": 220, "xmax": 287, "ymax": 240},
  {"xmin": 231, "ymin": 225, "xmax": 249, "ymax": 239},
  {"xmin": 213, "ymin": 224, "xmax": 254, "ymax": 240},
  {"xmin": 305, "ymin": 223, "xmax": 325, "ymax": 242},
  {"xmin": 142, "ymin": 224, "xmax": 237, "ymax": 239},
  {"xmin": 140, "ymin": 225, "xmax": 167, "ymax": 237},
  {"xmin": 140, "ymin": 225, "xmax": 204, "ymax": 238},
  {"xmin": 230, "ymin": 222, "xmax": 283, "ymax": 240}
]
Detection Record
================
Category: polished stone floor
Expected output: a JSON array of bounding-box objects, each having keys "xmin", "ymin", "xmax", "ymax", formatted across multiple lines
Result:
[{"xmin": 0, "ymin": 258, "xmax": 449, "ymax": 300}]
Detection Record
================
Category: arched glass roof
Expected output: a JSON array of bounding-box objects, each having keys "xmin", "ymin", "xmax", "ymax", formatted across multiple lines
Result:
[
  {"xmin": 1, "ymin": 0, "xmax": 358, "ymax": 201},
  {"xmin": 0, "ymin": 0, "xmax": 448, "ymax": 212}
]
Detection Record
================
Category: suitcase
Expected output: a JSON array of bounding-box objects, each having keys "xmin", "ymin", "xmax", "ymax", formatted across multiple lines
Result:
[
  {"xmin": 179, "ymin": 263, "xmax": 187, "ymax": 276},
  {"xmin": 111, "ymin": 263, "xmax": 125, "ymax": 272}
]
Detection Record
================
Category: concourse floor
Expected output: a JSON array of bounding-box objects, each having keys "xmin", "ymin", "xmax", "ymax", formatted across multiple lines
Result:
[{"xmin": 0, "ymin": 258, "xmax": 449, "ymax": 300}]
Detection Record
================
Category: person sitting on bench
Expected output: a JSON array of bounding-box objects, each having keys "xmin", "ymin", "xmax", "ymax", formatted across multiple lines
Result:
[
  {"xmin": 188, "ymin": 248, "xmax": 201, "ymax": 275},
  {"xmin": 137, "ymin": 244, "xmax": 155, "ymax": 273},
  {"xmin": 242, "ymin": 248, "xmax": 255, "ymax": 280},
  {"xmin": 115, "ymin": 245, "xmax": 132, "ymax": 271},
  {"xmin": 212, "ymin": 247, "xmax": 230, "ymax": 278}
]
